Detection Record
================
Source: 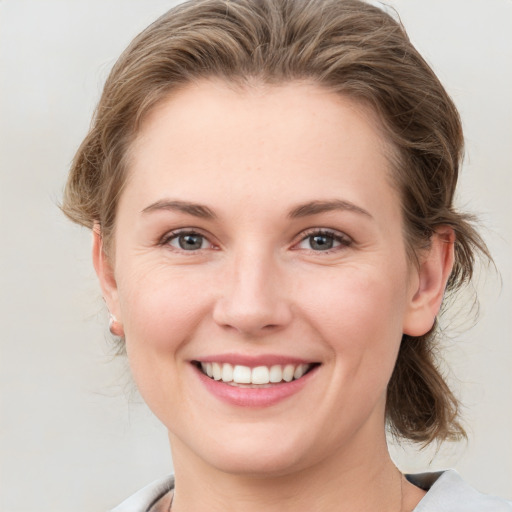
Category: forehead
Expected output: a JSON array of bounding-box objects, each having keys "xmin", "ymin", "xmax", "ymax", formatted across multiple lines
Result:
[
  {"xmin": 133, "ymin": 80, "xmax": 391, "ymax": 154},
  {"xmin": 123, "ymin": 80, "xmax": 400, "ymax": 223}
]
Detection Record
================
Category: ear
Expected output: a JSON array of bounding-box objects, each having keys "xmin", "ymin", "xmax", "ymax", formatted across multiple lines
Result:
[
  {"xmin": 403, "ymin": 226, "xmax": 455, "ymax": 336},
  {"xmin": 92, "ymin": 224, "xmax": 123, "ymax": 329}
]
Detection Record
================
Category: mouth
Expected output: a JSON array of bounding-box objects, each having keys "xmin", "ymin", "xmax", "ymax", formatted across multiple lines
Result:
[{"xmin": 194, "ymin": 361, "xmax": 319, "ymax": 387}]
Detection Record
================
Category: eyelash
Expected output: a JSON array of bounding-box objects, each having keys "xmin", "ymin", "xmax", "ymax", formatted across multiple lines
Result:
[
  {"xmin": 159, "ymin": 228, "xmax": 352, "ymax": 254},
  {"xmin": 293, "ymin": 228, "xmax": 353, "ymax": 254},
  {"xmin": 159, "ymin": 229, "xmax": 215, "ymax": 252}
]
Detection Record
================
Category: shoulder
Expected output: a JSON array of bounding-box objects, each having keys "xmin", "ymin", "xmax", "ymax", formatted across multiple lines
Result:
[
  {"xmin": 410, "ymin": 470, "xmax": 512, "ymax": 512},
  {"xmin": 108, "ymin": 474, "xmax": 174, "ymax": 512}
]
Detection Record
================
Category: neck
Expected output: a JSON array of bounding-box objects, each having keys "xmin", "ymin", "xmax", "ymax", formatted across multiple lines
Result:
[{"xmin": 168, "ymin": 429, "xmax": 408, "ymax": 512}]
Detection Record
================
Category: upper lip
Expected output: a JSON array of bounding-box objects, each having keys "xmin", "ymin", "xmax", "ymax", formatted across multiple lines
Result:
[{"xmin": 192, "ymin": 353, "xmax": 318, "ymax": 367}]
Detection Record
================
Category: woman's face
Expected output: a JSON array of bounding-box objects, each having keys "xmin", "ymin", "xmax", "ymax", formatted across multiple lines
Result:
[{"xmin": 97, "ymin": 81, "xmax": 436, "ymax": 476}]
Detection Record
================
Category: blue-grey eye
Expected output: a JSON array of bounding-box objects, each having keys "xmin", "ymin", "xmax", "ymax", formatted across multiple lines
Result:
[
  {"xmin": 169, "ymin": 233, "xmax": 208, "ymax": 250},
  {"xmin": 308, "ymin": 234, "xmax": 336, "ymax": 250},
  {"xmin": 296, "ymin": 230, "xmax": 348, "ymax": 251}
]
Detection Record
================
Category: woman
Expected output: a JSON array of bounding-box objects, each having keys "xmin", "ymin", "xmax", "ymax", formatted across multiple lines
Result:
[{"xmin": 62, "ymin": 0, "xmax": 511, "ymax": 510}]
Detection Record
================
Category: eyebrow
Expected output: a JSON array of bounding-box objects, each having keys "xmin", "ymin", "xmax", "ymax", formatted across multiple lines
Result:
[
  {"xmin": 141, "ymin": 199, "xmax": 216, "ymax": 219},
  {"xmin": 141, "ymin": 198, "xmax": 371, "ymax": 220},
  {"xmin": 288, "ymin": 199, "xmax": 372, "ymax": 219}
]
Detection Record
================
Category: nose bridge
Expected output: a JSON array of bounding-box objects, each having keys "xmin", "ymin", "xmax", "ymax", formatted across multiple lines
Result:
[{"xmin": 213, "ymin": 242, "xmax": 291, "ymax": 335}]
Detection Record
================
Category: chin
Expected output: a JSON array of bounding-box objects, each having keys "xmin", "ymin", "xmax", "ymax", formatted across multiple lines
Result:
[
  {"xmin": 209, "ymin": 448, "xmax": 306, "ymax": 478},
  {"xmin": 182, "ymin": 425, "xmax": 321, "ymax": 478}
]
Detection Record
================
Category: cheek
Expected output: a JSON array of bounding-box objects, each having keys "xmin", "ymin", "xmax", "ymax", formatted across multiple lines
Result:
[
  {"xmin": 117, "ymin": 265, "xmax": 213, "ymax": 354},
  {"xmin": 115, "ymin": 266, "xmax": 214, "ymax": 424},
  {"xmin": 305, "ymin": 266, "xmax": 408, "ymax": 337},
  {"xmin": 300, "ymin": 264, "xmax": 409, "ymax": 384}
]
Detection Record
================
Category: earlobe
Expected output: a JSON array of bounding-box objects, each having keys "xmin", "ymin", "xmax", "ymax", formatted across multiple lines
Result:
[
  {"xmin": 403, "ymin": 227, "xmax": 455, "ymax": 336},
  {"xmin": 92, "ymin": 225, "xmax": 123, "ymax": 334}
]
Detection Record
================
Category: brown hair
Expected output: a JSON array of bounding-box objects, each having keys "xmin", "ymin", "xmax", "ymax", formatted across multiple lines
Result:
[{"xmin": 62, "ymin": 0, "xmax": 490, "ymax": 445}]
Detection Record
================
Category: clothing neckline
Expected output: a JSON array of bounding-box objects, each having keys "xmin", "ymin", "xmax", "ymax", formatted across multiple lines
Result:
[{"xmin": 109, "ymin": 469, "xmax": 512, "ymax": 512}]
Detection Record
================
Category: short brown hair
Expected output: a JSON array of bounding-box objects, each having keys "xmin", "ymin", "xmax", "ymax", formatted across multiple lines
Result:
[{"xmin": 63, "ymin": 0, "xmax": 490, "ymax": 445}]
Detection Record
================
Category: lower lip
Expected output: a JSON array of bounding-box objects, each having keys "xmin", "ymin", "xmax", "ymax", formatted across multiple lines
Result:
[{"xmin": 194, "ymin": 365, "xmax": 318, "ymax": 407}]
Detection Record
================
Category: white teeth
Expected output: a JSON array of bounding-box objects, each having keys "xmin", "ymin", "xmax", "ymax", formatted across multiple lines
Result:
[
  {"xmin": 269, "ymin": 365, "xmax": 283, "ymax": 383},
  {"xmin": 233, "ymin": 365, "xmax": 252, "ymax": 383},
  {"xmin": 201, "ymin": 362, "xmax": 213, "ymax": 378},
  {"xmin": 282, "ymin": 364, "xmax": 295, "ymax": 382},
  {"xmin": 293, "ymin": 364, "xmax": 307, "ymax": 379},
  {"xmin": 199, "ymin": 362, "xmax": 313, "ymax": 384},
  {"xmin": 251, "ymin": 366, "xmax": 270, "ymax": 385},
  {"xmin": 212, "ymin": 362, "xmax": 222, "ymax": 380},
  {"xmin": 221, "ymin": 363, "xmax": 233, "ymax": 382}
]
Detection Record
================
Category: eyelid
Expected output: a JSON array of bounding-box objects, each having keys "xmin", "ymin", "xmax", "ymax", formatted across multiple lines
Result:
[
  {"xmin": 292, "ymin": 228, "xmax": 353, "ymax": 252},
  {"xmin": 157, "ymin": 227, "xmax": 352, "ymax": 253},
  {"xmin": 159, "ymin": 228, "xmax": 217, "ymax": 251}
]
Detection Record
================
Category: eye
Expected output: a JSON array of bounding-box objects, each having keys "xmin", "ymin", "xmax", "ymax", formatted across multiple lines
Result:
[
  {"xmin": 164, "ymin": 231, "xmax": 211, "ymax": 251},
  {"xmin": 295, "ymin": 229, "xmax": 351, "ymax": 252}
]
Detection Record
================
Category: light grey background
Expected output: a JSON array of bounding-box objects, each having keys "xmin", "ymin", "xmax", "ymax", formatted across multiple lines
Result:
[{"xmin": 0, "ymin": 1, "xmax": 511, "ymax": 511}]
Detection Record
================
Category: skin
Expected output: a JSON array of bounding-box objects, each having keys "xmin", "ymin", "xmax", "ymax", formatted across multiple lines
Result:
[{"xmin": 94, "ymin": 81, "xmax": 454, "ymax": 511}]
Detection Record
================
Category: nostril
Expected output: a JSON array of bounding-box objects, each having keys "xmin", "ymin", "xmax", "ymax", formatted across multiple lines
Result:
[{"xmin": 212, "ymin": 297, "xmax": 293, "ymax": 336}]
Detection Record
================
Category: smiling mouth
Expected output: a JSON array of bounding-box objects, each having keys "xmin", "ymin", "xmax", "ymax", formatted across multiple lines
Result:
[{"xmin": 194, "ymin": 362, "xmax": 318, "ymax": 387}]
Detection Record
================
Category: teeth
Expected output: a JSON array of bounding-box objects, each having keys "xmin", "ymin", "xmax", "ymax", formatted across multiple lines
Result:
[
  {"xmin": 269, "ymin": 365, "xmax": 283, "ymax": 383},
  {"xmin": 212, "ymin": 362, "xmax": 222, "ymax": 380},
  {"xmin": 294, "ymin": 364, "xmax": 308, "ymax": 380},
  {"xmin": 283, "ymin": 364, "xmax": 295, "ymax": 382},
  {"xmin": 232, "ymin": 365, "xmax": 252, "ymax": 384},
  {"xmin": 221, "ymin": 363, "xmax": 233, "ymax": 382},
  {"xmin": 201, "ymin": 362, "xmax": 213, "ymax": 377},
  {"xmin": 199, "ymin": 362, "xmax": 312, "ymax": 385},
  {"xmin": 251, "ymin": 366, "xmax": 270, "ymax": 385}
]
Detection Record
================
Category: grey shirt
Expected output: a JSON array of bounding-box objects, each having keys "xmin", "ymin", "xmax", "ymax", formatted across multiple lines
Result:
[{"xmin": 110, "ymin": 470, "xmax": 512, "ymax": 511}]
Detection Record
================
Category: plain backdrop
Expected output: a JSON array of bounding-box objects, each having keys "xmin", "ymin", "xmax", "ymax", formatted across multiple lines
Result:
[{"xmin": 0, "ymin": 1, "xmax": 511, "ymax": 511}]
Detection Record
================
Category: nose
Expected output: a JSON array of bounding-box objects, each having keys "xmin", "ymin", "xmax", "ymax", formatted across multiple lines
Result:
[{"xmin": 212, "ymin": 247, "xmax": 293, "ymax": 337}]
